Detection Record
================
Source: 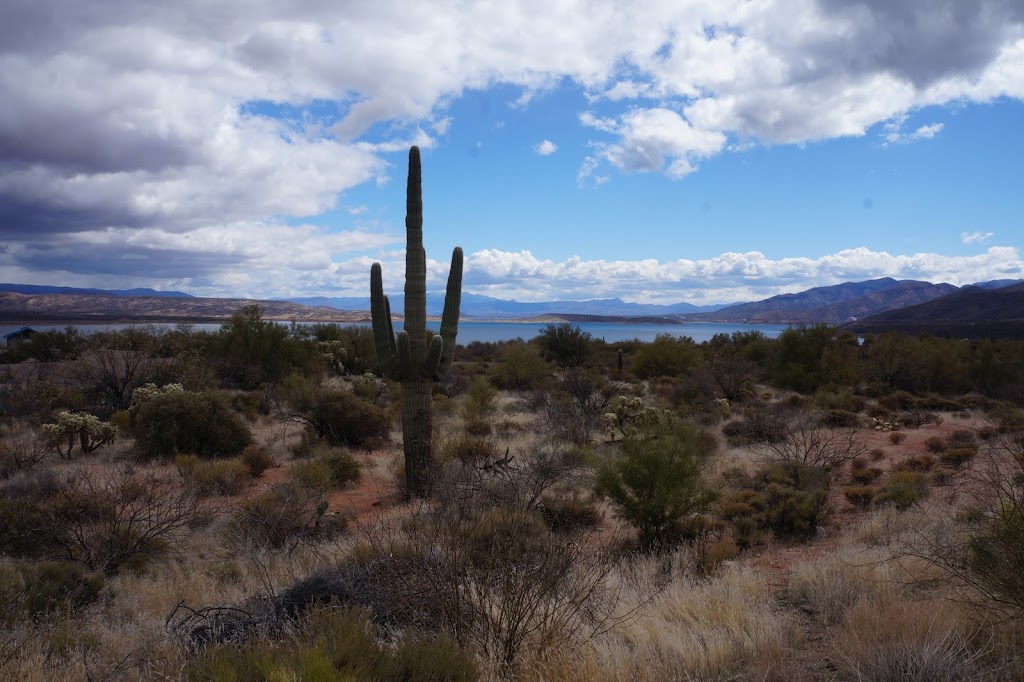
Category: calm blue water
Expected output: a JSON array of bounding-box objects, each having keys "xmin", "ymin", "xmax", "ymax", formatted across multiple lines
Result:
[{"xmin": 2, "ymin": 320, "xmax": 786, "ymax": 345}]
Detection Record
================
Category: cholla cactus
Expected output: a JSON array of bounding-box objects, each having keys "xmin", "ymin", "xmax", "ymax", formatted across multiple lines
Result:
[
  {"xmin": 131, "ymin": 383, "xmax": 184, "ymax": 411},
  {"xmin": 604, "ymin": 396, "xmax": 663, "ymax": 441},
  {"xmin": 318, "ymin": 340, "xmax": 347, "ymax": 376},
  {"xmin": 43, "ymin": 411, "xmax": 117, "ymax": 459}
]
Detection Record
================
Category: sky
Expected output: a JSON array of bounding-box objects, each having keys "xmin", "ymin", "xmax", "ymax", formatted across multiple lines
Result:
[{"xmin": 1, "ymin": 0, "xmax": 1022, "ymax": 306}]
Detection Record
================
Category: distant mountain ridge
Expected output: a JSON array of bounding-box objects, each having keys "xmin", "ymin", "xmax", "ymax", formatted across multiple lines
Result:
[
  {"xmin": 690, "ymin": 278, "xmax": 959, "ymax": 324},
  {"xmin": 3, "ymin": 279, "xmax": 1023, "ymax": 331},
  {"xmin": 848, "ymin": 281, "xmax": 1024, "ymax": 338},
  {"xmin": 0, "ymin": 283, "xmax": 193, "ymax": 298},
  {"xmin": 0, "ymin": 290, "xmax": 366, "ymax": 324},
  {"xmin": 284, "ymin": 292, "xmax": 728, "ymax": 318}
]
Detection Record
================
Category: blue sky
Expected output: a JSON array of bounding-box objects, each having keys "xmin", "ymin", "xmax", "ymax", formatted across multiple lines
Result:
[{"xmin": 1, "ymin": 0, "xmax": 1022, "ymax": 305}]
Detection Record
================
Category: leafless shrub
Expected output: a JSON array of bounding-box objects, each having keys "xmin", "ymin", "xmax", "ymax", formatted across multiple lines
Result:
[
  {"xmin": 0, "ymin": 464, "xmax": 203, "ymax": 574},
  {"xmin": 757, "ymin": 408, "xmax": 868, "ymax": 472},
  {"xmin": 346, "ymin": 452, "xmax": 633, "ymax": 673},
  {"xmin": 0, "ymin": 422, "xmax": 48, "ymax": 479}
]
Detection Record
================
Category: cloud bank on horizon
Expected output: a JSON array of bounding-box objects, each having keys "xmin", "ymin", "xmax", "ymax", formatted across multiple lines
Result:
[{"xmin": 1, "ymin": 0, "xmax": 1022, "ymax": 304}]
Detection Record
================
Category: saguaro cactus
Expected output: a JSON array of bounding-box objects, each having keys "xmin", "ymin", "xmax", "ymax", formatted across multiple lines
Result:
[{"xmin": 370, "ymin": 146, "xmax": 462, "ymax": 498}]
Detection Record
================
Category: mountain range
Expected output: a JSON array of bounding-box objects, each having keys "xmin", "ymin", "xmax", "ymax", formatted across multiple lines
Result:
[
  {"xmin": 1, "ymin": 279, "xmax": 1022, "ymax": 337},
  {"xmin": 284, "ymin": 293, "xmax": 727, "ymax": 319},
  {"xmin": 847, "ymin": 282, "xmax": 1024, "ymax": 339}
]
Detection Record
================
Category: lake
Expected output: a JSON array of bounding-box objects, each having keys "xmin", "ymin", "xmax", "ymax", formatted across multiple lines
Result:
[{"xmin": 2, "ymin": 320, "xmax": 787, "ymax": 345}]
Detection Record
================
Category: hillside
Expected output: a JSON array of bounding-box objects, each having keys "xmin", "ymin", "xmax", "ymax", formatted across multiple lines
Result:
[
  {"xmin": 0, "ymin": 291, "xmax": 368, "ymax": 324},
  {"xmin": 690, "ymin": 278, "xmax": 957, "ymax": 324},
  {"xmin": 847, "ymin": 282, "xmax": 1024, "ymax": 338}
]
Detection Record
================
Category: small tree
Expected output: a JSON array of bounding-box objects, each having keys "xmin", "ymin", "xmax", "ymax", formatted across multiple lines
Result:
[
  {"xmin": 535, "ymin": 323, "xmax": 593, "ymax": 368},
  {"xmin": 596, "ymin": 417, "xmax": 717, "ymax": 550}
]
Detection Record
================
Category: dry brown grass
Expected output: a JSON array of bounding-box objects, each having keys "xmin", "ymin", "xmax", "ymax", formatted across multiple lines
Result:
[{"xmin": 516, "ymin": 560, "xmax": 799, "ymax": 682}]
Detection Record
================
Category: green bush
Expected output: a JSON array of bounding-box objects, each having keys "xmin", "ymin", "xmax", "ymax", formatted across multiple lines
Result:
[
  {"xmin": 843, "ymin": 485, "xmax": 878, "ymax": 509},
  {"xmin": 287, "ymin": 384, "xmax": 392, "ymax": 451},
  {"xmin": 491, "ymin": 341, "xmax": 552, "ymax": 391},
  {"xmin": 719, "ymin": 461, "xmax": 831, "ymax": 543},
  {"xmin": 291, "ymin": 448, "xmax": 361, "ymax": 491},
  {"xmin": 596, "ymin": 418, "xmax": 717, "ymax": 550},
  {"xmin": 240, "ymin": 444, "xmax": 275, "ymax": 477},
  {"xmin": 133, "ymin": 390, "xmax": 252, "ymax": 459},
  {"xmin": 880, "ymin": 471, "xmax": 930, "ymax": 510}
]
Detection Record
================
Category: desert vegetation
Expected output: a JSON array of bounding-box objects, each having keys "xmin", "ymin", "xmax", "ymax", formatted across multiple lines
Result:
[{"xmin": 2, "ymin": 314, "xmax": 1024, "ymax": 680}]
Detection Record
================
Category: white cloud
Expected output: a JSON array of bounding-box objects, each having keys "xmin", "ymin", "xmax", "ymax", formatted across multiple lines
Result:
[
  {"xmin": 0, "ymin": 0, "xmax": 1022, "ymax": 297},
  {"xmin": 455, "ymin": 245, "xmax": 1024, "ymax": 304},
  {"xmin": 534, "ymin": 139, "xmax": 558, "ymax": 156},
  {"xmin": 962, "ymin": 231, "xmax": 994, "ymax": 245}
]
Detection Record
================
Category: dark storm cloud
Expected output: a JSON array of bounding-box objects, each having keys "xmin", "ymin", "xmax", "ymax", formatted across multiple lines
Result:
[{"xmin": 812, "ymin": 0, "xmax": 1019, "ymax": 86}]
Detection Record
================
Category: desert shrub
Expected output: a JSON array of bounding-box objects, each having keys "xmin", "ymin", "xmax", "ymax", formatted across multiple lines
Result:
[
  {"xmin": 720, "ymin": 461, "xmax": 831, "ymax": 544},
  {"xmin": 889, "ymin": 431, "xmax": 907, "ymax": 445},
  {"xmin": 940, "ymin": 446, "xmax": 978, "ymax": 469},
  {"xmin": 462, "ymin": 375, "xmax": 498, "ymax": 424},
  {"xmin": 0, "ymin": 466, "xmax": 201, "ymax": 574},
  {"xmin": 229, "ymin": 482, "xmax": 338, "ymax": 548},
  {"xmin": 537, "ymin": 494, "xmax": 602, "ymax": 533},
  {"xmin": 721, "ymin": 401, "xmax": 790, "ymax": 446},
  {"xmin": 292, "ymin": 448, "xmax": 361, "ymax": 491},
  {"xmin": 446, "ymin": 434, "xmax": 500, "ymax": 466},
  {"xmin": 894, "ymin": 454, "xmax": 937, "ymax": 473},
  {"xmin": 595, "ymin": 417, "xmax": 717, "ymax": 550},
  {"xmin": 491, "ymin": 341, "xmax": 552, "ymax": 391},
  {"xmin": 283, "ymin": 381, "xmax": 392, "ymax": 451},
  {"xmin": 188, "ymin": 605, "xmax": 478, "ymax": 682},
  {"xmin": 536, "ymin": 323, "xmax": 594, "ymax": 368},
  {"xmin": 463, "ymin": 418, "xmax": 493, "ymax": 437},
  {"xmin": 351, "ymin": 371, "xmax": 392, "ymax": 405},
  {"xmin": 240, "ymin": 444, "xmax": 275, "ymax": 477},
  {"xmin": 879, "ymin": 471, "xmax": 930, "ymax": 510},
  {"xmin": 758, "ymin": 408, "xmax": 868, "ymax": 472},
  {"xmin": 0, "ymin": 423, "xmax": 48, "ymax": 479},
  {"xmin": 180, "ymin": 458, "xmax": 252, "ymax": 497},
  {"xmin": 822, "ymin": 409, "xmax": 862, "ymax": 428},
  {"xmin": 849, "ymin": 460, "xmax": 883, "ymax": 484},
  {"xmin": 923, "ymin": 436, "xmax": 947, "ymax": 454},
  {"xmin": 949, "ymin": 429, "xmax": 977, "ymax": 445},
  {"xmin": 630, "ymin": 333, "xmax": 702, "ymax": 380},
  {"xmin": 345, "ymin": 455, "xmax": 620, "ymax": 670},
  {"xmin": 133, "ymin": 390, "xmax": 252, "ymax": 459},
  {"xmin": 18, "ymin": 560, "xmax": 105, "ymax": 619},
  {"xmin": 843, "ymin": 485, "xmax": 878, "ymax": 509}
]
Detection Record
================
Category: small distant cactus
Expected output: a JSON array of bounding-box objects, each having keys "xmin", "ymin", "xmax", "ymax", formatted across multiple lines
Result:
[{"xmin": 370, "ymin": 146, "xmax": 462, "ymax": 497}]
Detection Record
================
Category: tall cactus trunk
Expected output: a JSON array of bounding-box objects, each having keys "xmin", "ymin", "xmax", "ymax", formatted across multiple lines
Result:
[
  {"xmin": 401, "ymin": 377, "xmax": 433, "ymax": 497},
  {"xmin": 370, "ymin": 146, "xmax": 462, "ymax": 498}
]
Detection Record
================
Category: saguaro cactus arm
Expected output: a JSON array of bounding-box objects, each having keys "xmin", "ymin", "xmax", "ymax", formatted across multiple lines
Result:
[
  {"xmin": 370, "ymin": 262, "xmax": 400, "ymax": 380},
  {"xmin": 434, "ymin": 246, "xmax": 463, "ymax": 379}
]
